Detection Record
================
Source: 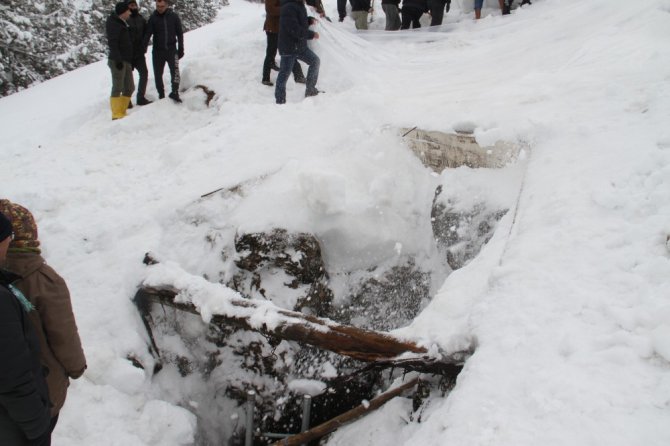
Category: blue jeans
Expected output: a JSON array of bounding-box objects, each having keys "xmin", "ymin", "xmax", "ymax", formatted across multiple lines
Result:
[{"xmin": 275, "ymin": 47, "xmax": 320, "ymax": 104}]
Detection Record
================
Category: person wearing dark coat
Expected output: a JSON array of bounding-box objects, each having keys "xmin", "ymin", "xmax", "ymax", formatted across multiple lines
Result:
[
  {"xmin": 428, "ymin": 0, "xmax": 449, "ymax": 26},
  {"xmin": 400, "ymin": 0, "xmax": 427, "ymax": 29},
  {"xmin": 0, "ymin": 212, "xmax": 52, "ymax": 446},
  {"xmin": 106, "ymin": 2, "xmax": 135, "ymax": 120},
  {"xmin": 262, "ymin": 0, "xmax": 306, "ymax": 86},
  {"xmin": 126, "ymin": 0, "xmax": 152, "ymax": 105},
  {"xmin": 350, "ymin": 0, "xmax": 372, "ymax": 29},
  {"xmin": 337, "ymin": 0, "xmax": 347, "ymax": 21},
  {"xmin": 0, "ymin": 200, "xmax": 87, "ymax": 436},
  {"xmin": 381, "ymin": 0, "xmax": 401, "ymax": 30},
  {"xmin": 143, "ymin": 0, "xmax": 185, "ymax": 103},
  {"xmin": 275, "ymin": 0, "xmax": 321, "ymax": 104}
]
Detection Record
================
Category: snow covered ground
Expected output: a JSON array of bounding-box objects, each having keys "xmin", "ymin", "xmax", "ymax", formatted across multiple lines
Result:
[{"xmin": 1, "ymin": 0, "xmax": 670, "ymax": 444}]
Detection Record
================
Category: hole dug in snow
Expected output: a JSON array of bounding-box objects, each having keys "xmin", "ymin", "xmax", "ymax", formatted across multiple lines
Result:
[{"xmin": 129, "ymin": 128, "xmax": 527, "ymax": 444}]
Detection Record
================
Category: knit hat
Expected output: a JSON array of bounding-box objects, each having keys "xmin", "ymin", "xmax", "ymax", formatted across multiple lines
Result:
[
  {"xmin": 0, "ymin": 200, "xmax": 40, "ymax": 252},
  {"xmin": 115, "ymin": 1, "xmax": 130, "ymax": 15},
  {"xmin": 0, "ymin": 212, "xmax": 11, "ymax": 243}
]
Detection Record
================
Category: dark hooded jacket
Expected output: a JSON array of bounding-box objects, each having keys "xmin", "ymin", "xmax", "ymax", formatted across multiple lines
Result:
[
  {"xmin": 5, "ymin": 253, "xmax": 87, "ymax": 417},
  {"xmin": 143, "ymin": 8, "xmax": 184, "ymax": 53},
  {"xmin": 278, "ymin": 0, "xmax": 315, "ymax": 56},
  {"xmin": 0, "ymin": 270, "xmax": 51, "ymax": 445},
  {"xmin": 127, "ymin": 10, "xmax": 148, "ymax": 60},
  {"xmin": 106, "ymin": 12, "xmax": 133, "ymax": 63}
]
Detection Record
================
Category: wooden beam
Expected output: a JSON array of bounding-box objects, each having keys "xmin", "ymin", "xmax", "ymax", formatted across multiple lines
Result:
[
  {"xmin": 268, "ymin": 377, "xmax": 420, "ymax": 446},
  {"xmin": 134, "ymin": 286, "xmax": 466, "ymax": 375}
]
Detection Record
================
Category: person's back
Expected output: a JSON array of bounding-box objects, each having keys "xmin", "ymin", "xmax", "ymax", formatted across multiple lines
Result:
[
  {"xmin": 0, "ymin": 200, "xmax": 87, "ymax": 430},
  {"xmin": 275, "ymin": 0, "xmax": 321, "ymax": 104},
  {"xmin": 0, "ymin": 212, "xmax": 51, "ymax": 446}
]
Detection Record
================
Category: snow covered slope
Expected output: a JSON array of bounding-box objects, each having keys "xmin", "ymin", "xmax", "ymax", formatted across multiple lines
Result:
[{"xmin": 1, "ymin": 0, "xmax": 669, "ymax": 444}]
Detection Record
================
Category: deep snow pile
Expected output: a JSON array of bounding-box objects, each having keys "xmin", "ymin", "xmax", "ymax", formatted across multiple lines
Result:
[{"xmin": 1, "ymin": 0, "xmax": 669, "ymax": 445}]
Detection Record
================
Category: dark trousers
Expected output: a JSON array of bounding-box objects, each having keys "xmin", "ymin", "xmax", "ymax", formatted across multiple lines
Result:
[
  {"xmin": 428, "ymin": 0, "xmax": 446, "ymax": 25},
  {"xmin": 337, "ymin": 0, "xmax": 347, "ymax": 20},
  {"xmin": 263, "ymin": 32, "xmax": 305, "ymax": 82},
  {"xmin": 401, "ymin": 6, "xmax": 423, "ymax": 29},
  {"xmin": 275, "ymin": 47, "xmax": 320, "ymax": 104},
  {"xmin": 132, "ymin": 56, "xmax": 149, "ymax": 100},
  {"xmin": 152, "ymin": 49, "xmax": 180, "ymax": 97}
]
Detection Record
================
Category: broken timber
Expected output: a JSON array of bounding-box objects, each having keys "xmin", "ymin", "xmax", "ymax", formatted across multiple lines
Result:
[
  {"xmin": 269, "ymin": 377, "xmax": 420, "ymax": 446},
  {"xmin": 134, "ymin": 286, "xmax": 466, "ymax": 376}
]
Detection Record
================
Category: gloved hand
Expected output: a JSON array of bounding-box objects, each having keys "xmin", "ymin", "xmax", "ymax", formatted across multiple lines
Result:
[
  {"xmin": 115, "ymin": 61, "xmax": 123, "ymax": 70},
  {"xmin": 178, "ymin": 49, "xmax": 184, "ymax": 59}
]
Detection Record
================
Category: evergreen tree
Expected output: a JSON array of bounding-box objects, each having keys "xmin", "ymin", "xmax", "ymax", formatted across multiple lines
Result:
[{"xmin": 0, "ymin": 0, "xmax": 227, "ymax": 97}]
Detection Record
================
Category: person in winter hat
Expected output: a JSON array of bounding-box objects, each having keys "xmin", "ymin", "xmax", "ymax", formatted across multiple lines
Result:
[
  {"xmin": 143, "ymin": 0, "xmax": 185, "ymax": 103},
  {"xmin": 0, "ymin": 200, "xmax": 87, "ymax": 438},
  {"xmin": 0, "ymin": 211, "xmax": 52, "ymax": 446},
  {"xmin": 106, "ymin": 1, "xmax": 135, "ymax": 119},
  {"xmin": 127, "ymin": 0, "xmax": 153, "ymax": 106}
]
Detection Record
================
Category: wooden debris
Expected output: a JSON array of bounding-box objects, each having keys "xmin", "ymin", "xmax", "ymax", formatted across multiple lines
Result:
[
  {"xmin": 133, "ymin": 286, "xmax": 467, "ymax": 375},
  {"xmin": 268, "ymin": 377, "xmax": 420, "ymax": 446}
]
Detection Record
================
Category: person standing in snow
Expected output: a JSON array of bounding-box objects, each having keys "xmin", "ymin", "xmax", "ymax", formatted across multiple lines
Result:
[
  {"xmin": 428, "ymin": 0, "xmax": 449, "ymax": 26},
  {"xmin": 106, "ymin": 1, "xmax": 135, "ymax": 120},
  {"xmin": 0, "ymin": 200, "xmax": 87, "ymax": 440},
  {"xmin": 127, "ymin": 0, "xmax": 152, "ymax": 106},
  {"xmin": 0, "ymin": 211, "xmax": 52, "ymax": 446},
  {"xmin": 350, "ymin": 0, "xmax": 372, "ymax": 29},
  {"xmin": 381, "ymin": 0, "xmax": 401, "ymax": 30},
  {"xmin": 400, "ymin": 0, "xmax": 427, "ymax": 29},
  {"xmin": 143, "ymin": 0, "xmax": 184, "ymax": 103},
  {"xmin": 262, "ymin": 0, "xmax": 307, "ymax": 87},
  {"xmin": 275, "ymin": 0, "xmax": 322, "ymax": 104},
  {"xmin": 337, "ymin": 0, "xmax": 347, "ymax": 22}
]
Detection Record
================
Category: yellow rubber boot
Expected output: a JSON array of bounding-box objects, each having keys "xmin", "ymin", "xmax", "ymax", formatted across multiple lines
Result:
[
  {"xmin": 121, "ymin": 96, "xmax": 131, "ymax": 113},
  {"xmin": 110, "ymin": 97, "xmax": 126, "ymax": 120}
]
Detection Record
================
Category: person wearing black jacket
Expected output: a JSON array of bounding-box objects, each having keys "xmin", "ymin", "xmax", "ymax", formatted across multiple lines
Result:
[
  {"xmin": 428, "ymin": 0, "xmax": 449, "ymax": 26},
  {"xmin": 400, "ymin": 0, "xmax": 427, "ymax": 29},
  {"xmin": 143, "ymin": 0, "xmax": 184, "ymax": 103},
  {"xmin": 105, "ymin": 2, "xmax": 135, "ymax": 120},
  {"xmin": 275, "ymin": 0, "xmax": 321, "ymax": 104},
  {"xmin": 127, "ymin": 0, "xmax": 152, "ymax": 105},
  {"xmin": 0, "ymin": 212, "xmax": 52, "ymax": 446}
]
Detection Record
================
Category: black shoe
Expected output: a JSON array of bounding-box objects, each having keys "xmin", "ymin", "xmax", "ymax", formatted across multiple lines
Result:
[
  {"xmin": 294, "ymin": 77, "xmax": 306, "ymax": 84},
  {"xmin": 276, "ymin": 99, "xmax": 286, "ymax": 105},
  {"xmin": 271, "ymin": 63, "xmax": 280, "ymax": 71},
  {"xmin": 305, "ymin": 89, "xmax": 322, "ymax": 97},
  {"xmin": 262, "ymin": 79, "xmax": 274, "ymax": 86},
  {"xmin": 168, "ymin": 92, "xmax": 182, "ymax": 103},
  {"xmin": 159, "ymin": 92, "xmax": 165, "ymax": 99},
  {"xmin": 137, "ymin": 96, "xmax": 153, "ymax": 106},
  {"xmin": 127, "ymin": 100, "xmax": 134, "ymax": 109}
]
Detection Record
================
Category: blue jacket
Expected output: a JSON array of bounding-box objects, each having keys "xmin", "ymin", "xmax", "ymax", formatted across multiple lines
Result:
[{"xmin": 278, "ymin": 0, "xmax": 315, "ymax": 56}]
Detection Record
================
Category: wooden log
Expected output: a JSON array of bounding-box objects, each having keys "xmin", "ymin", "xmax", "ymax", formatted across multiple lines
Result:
[
  {"xmin": 268, "ymin": 377, "xmax": 420, "ymax": 446},
  {"xmin": 134, "ymin": 286, "xmax": 466, "ymax": 374}
]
